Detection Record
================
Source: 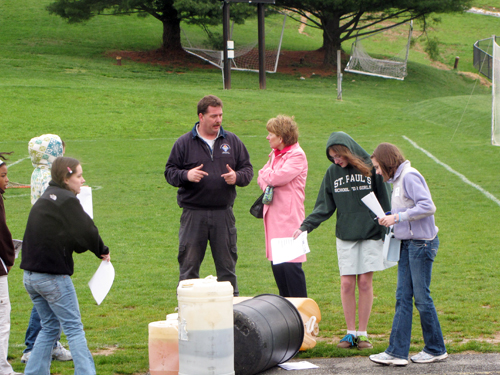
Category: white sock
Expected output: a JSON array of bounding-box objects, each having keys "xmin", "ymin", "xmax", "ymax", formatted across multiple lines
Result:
[
  {"xmin": 347, "ymin": 330, "xmax": 356, "ymax": 336},
  {"xmin": 357, "ymin": 331, "xmax": 367, "ymax": 337}
]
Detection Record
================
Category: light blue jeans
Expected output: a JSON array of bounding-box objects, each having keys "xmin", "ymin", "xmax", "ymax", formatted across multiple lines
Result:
[
  {"xmin": 23, "ymin": 271, "xmax": 96, "ymax": 375},
  {"xmin": 385, "ymin": 236, "xmax": 447, "ymax": 359}
]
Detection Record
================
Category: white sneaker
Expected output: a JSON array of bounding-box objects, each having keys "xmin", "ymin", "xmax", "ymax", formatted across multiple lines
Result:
[
  {"xmin": 411, "ymin": 350, "xmax": 448, "ymax": 363},
  {"xmin": 20, "ymin": 351, "xmax": 31, "ymax": 363},
  {"xmin": 369, "ymin": 352, "xmax": 409, "ymax": 366},
  {"xmin": 52, "ymin": 341, "xmax": 73, "ymax": 361},
  {"xmin": 8, "ymin": 372, "xmax": 24, "ymax": 375}
]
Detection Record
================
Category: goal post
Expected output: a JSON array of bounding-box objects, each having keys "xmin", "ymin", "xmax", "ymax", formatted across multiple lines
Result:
[
  {"xmin": 181, "ymin": 13, "xmax": 287, "ymax": 74},
  {"xmin": 492, "ymin": 35, "xmax": 500, "ymax": 146},
  {"xmin": 345, "ymin": 21, "xmax": 413, "ymax": 80}
]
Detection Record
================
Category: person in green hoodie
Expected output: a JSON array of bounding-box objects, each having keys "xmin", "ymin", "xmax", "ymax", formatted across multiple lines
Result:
[{"xmin": 293, "ymin": 132, "xmax": 391, "ymax": 350}]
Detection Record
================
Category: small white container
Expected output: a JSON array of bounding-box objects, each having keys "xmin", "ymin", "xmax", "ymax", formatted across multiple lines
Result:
[
  {"xmin": 148, "ymin": 313, "xmax": 179, "ymax": 375},
  {"xmin": 177, "ymin": 276, "xmax": 234, "ymax": 375}
]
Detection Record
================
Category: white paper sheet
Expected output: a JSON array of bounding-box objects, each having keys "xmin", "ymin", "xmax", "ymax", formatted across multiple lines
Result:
[
  {"xmin": 271, "ymin": 231, "xmax": 310, "ymax": 265},
  {"xmin": 77, "ymin": 186, "xmax": 93, "ymax": 219},
  {"xmin": 88, "ymin": 260, "xmax": 115, "ymax": 305},
  {"xmin": 1, "ymin": 240, "xmax": 22, "ymax": 273},
  {"xmin": 278, "ymin": 361, "xmax": 319, "ymax": 370},
  {"xmin": 361, "ymin": 192, "xmax": 386, "ymax": 218},
  {"xmin": 13, "ymin": 239, "xmax": 22, "ymax": 259}
]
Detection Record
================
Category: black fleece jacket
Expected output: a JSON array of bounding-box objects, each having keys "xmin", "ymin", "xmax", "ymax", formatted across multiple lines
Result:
[
  {"xmin": 164, "ymin": 124, "xmax": 253, "ymax": 210},
  {"xmin": 0, "ymin": 189, "xmax": 15, "ymax": 276},
  {"xmin": 20, "ymin": 181, "xmax": 109, "ymax": 276}
]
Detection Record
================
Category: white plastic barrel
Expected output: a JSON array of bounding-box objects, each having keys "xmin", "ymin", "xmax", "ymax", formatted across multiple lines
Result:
[
  {"xmin": 177, "ymin": 276, "xmax": 234, "ymax": 375},
  {"xmin": 148, "ymin": 313, "xmax": 179, "ymax": 375}
]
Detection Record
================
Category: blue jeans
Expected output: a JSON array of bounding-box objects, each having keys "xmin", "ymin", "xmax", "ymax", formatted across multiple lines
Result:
[
  {"xmin": 23, "ymin": 271, "xmax": 96, "ymax": 375},
  {"xmin": 24, "ymin": 306, "xmax": 42, "ymax": 353},
  {"xmin": 24, "ymin": 306, "xmax": 61, "ymax": 353},
  {"xmin": 385, "ymin": 236, "xmax": 446, "ymax": 359}
]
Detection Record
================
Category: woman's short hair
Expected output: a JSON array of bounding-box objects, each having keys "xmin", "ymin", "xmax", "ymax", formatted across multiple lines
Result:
[
  {"xmin": 51, "ymin": 157, "xmax": 80, "ymax": 191},
  {"xmin": 266, "ymin": 115, "xmax": 299, "ymax": 147},
  {"xmin": 371, "ymin": 143, "xmax": 405, "ymax": 180}
]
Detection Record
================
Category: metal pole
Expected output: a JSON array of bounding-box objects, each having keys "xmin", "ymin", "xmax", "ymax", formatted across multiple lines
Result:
[
  {"xmin": 258, "ymin": 3, "xmax": 266, "ymax": 89},
  {"xmin": 223, "ymin": 1, "xmax": 231, "ymax": 89},
  {"xmin": 337, "ymin": 50, "xmax": 342, "ymax": 101},
  {"xmin": 273, "ymin": 14, "xmax": 287, "ymax": 73}
]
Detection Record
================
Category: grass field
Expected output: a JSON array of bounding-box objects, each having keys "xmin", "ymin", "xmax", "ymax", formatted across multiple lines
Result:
[{"xmin": 1, "ymin": 0, "xmax": 500, "ymax": 374}]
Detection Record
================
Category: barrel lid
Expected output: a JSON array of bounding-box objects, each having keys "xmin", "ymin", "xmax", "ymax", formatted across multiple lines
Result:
[
  {"xmin": 177, "ymin": 275, "xmax": 233, "ymax": 297},
  {"xmin": 149, "ymin": 320, "xmax": 177, "ymax": 328}
]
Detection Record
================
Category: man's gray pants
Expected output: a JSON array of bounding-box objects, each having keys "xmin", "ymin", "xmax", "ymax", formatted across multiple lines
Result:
[{"xmin": 178, "ymin": 207, "xmax": 239, "ymax": 296}]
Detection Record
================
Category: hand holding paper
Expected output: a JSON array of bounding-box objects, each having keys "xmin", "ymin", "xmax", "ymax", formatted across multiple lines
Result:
[
  {"xmin": 88, "ymin": 260, "xmax": 115, "ymax": 305},
  {"xmin": 271, "ymin": 231, "xmax": 310, "ymax": 265},
  {"xmin": 361, "ymin": 192, "xmax": 386, "ymax": 218}
]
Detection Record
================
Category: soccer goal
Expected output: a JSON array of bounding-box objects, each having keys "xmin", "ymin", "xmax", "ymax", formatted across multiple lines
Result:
[
  {"xmin": 181, "ymin": 13, "xmax": 287, "ymax": 73},
  {"xmin": 345, "ymin": 21, "xmax": 413, "ymax": 80},
  {"xmin": 491, "ymin": 36, "xmax": 500, "ymax": 146}
]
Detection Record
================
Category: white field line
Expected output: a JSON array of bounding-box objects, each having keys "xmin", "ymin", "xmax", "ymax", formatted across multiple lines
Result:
[
  {"xmin": 6, "ymin": 156, "xmax": 30, "ymax": 168},
  {"xmin": 467, "ymin": 7, "xmax": 500, "ymax": 17},
  {"xmin": 403, "ymin": 136, "xmax": 500, "ymax": 207},
  {"xmin": 6, "ymin": 157, "xmax": 102, "ymax": 198}
]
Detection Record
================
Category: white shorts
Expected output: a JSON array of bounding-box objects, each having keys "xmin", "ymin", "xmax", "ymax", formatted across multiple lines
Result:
[{"xmin": 336, "ymin": 238, "xmax": 386, "ymax": 276}]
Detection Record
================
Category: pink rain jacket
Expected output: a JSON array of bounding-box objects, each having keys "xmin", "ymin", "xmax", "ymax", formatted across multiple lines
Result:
[{"xmin": 257, "ymin": 143, "xmax": 308, "ymax": 262}]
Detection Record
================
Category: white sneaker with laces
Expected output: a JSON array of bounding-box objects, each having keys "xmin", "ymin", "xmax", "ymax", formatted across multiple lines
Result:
[
  {"xmin": 52, "ymin": 341, "xmax": 73, "ymax": 361},
  {"xmin": 411, "ymin": 350, "xmax": 448, "ymax": 363},
  {"xmin": 20, "ymin": 351, "xmax": 31, "ymax": 363},
  {"xmin": 369, "ymin": 352, "xmax": 408, "ymax": 366}
]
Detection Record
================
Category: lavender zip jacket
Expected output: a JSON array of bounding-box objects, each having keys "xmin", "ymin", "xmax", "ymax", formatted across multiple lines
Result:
[{"xmin": 388, "ymin": 161, "xmax": 438, "ymax": 240}]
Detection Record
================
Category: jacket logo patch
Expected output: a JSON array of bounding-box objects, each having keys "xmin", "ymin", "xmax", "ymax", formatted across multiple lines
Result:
[
  {"xmin": 50, "ymin": 194, "xmax": 57, "ymax": 201},
  {"xmin": 220, "ymin": 143, "xmax": 231, "ymax": 154}
]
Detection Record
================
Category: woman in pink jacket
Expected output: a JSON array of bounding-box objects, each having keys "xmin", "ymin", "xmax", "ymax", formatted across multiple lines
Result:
[{"xmin": 257, "ymin": 115, "xmax": 308, "ymax": 297}]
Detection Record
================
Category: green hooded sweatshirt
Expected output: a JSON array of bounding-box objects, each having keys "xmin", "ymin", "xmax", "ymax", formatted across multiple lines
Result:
[{"xmin": 299, "ymin": 132, "xmax": 390, "ymax": 241}]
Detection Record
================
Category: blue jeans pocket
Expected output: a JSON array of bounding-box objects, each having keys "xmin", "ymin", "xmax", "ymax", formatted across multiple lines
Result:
[
  {"xmin": 411, "ymin": 239, "xmax": 438, "ymax": 261},
  {"xmin": 36, "ymin": 277, "xmax": 62, "ymax": 303}
]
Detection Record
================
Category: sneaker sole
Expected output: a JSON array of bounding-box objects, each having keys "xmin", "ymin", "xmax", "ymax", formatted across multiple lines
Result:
[
  {"xmin": 411, "ymin": 353, "xmax": 448, "ymax": 363},
  {"xmin": 369, "ymin": 357, "xmax": 408, "ymax": 366},
  {"xmin": 53, "ymin": 357, "xmax": 73, "ymax": 362}
]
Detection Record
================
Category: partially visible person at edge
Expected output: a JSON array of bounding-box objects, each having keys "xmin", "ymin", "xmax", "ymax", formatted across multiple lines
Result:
[
  {"xmin": 21, "ymin": 134, "xmax": 72, "ymax": 364},
  {"xmin": 293, "ymin": 132, "xmax": 391, "ymax": 350},
  {"xmin": 369, "ymin": 143, "xmax": 447, "ymax": 366},
  {"xmin": 257, "ymin": 115, "xmax": 308, "ymax": 297},
  {"xmin": 0, "ymin": 152, "xmax": 23, "ymax": 375},
  {"xmin": 20, "ymin": 157, "xmax": 110, "ymax": 375},
  {"xmin": 164, "ymin": 95, "xmax": 253, "ymax": 296}
]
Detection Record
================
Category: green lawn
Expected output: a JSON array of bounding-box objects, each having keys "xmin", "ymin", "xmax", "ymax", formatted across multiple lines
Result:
[{"xmin": 1, "ymin": 0, "xmax": 499, "ymax": 374}]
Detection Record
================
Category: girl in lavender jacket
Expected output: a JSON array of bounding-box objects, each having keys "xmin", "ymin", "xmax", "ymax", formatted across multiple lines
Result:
[
  {"xmin": 369, "ymin": 143, "xmax": 447, "ymax": 366},
  {"xmin": 258, "ymin": 115, "xmax": 308, "ymax": 297}
]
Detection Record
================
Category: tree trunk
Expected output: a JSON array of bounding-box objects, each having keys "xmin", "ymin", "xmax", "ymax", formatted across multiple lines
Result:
[
  {"xmin": 321, "ymin": 14, "xmax": 342, "ymax": 66},
  {"xmin": 159, "ymin": 10, "xmax": 183, "ymax": 52}
]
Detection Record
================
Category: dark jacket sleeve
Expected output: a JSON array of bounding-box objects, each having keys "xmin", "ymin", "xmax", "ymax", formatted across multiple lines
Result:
[
  {"xmin": 373, "ymin": 171, "xmax": 391, "ymax": 213},
  {"xmin": 300, "ymin": 173, "xmax": 337, "ymax": 233},
  {"xmin": 164, "ymin": 139, "xmax": 190, "ymax": 188},
  {"xmin": 234, "ymin": 137, "xmax": 253, "ymax": 187},
  {"xmin": 372, "ymin": 170, "xmax": 392, "ymax": 237},
  {"xmin": 61, "ymin": 198, "xmax": 109, "ymax": 258},
  {"xmin": 0, "ymin": 199, "xmax": 15, "ymax": 276}
]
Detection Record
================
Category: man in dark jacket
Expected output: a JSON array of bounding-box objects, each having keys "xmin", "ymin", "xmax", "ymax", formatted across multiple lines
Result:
[{"xmin": 165, "ymin": 95, "xmax": 253, "ymax": 296}]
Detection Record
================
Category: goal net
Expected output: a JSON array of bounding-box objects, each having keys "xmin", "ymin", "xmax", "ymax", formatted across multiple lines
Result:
[
  {"xmin": 491, "ymin": 36, "xmax": 500, "ymax": 146},
  {"xmin": 181, "ymin": 13, "xmax": 286, "ymax": 73},
  {"xmin": 345, "ymin": 22, "xmax": 413, "ymax": 80}
]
